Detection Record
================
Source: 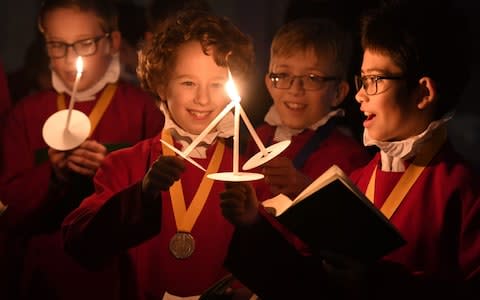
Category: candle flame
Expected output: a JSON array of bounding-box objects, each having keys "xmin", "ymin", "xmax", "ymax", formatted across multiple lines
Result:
[
  {"xmin": 76, "ymin": 56, "xmax": 84, "ymax": 74},
  {"xmin": 225, "ymin": 69, "xmax": 241, "ymax": 104}
]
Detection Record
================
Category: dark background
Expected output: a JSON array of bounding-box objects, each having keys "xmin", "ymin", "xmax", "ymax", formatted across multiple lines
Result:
[{"xmin": 1, "ymin": 0, "xmax": 479, "ymax": 167}]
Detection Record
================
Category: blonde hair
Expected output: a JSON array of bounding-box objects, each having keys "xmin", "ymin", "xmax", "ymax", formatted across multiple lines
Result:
[{"xmin": 270, "ymin": 18, "xmax": 352, "ymax": 79}]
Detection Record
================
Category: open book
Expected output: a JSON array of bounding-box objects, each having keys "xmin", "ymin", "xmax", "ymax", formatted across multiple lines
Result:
[{"xmin": 262, "ymin": 165, "xmax": 406, "ymax": 262}]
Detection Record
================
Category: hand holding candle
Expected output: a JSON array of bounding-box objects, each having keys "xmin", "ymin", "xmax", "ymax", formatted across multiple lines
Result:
[{"xmin": 42, "ymin": 56, "xmax": 91, "ymax": 151}]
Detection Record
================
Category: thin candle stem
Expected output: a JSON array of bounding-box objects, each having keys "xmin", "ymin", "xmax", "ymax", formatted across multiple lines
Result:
[
  {"xmin": 233, "ymin": 102, "xmax": 240, "ymax": 174},
  {"xmin": 182, "ymin": 101, "xmax": 235, "ymax": 156},
  {"xmin": 239, "ymin": 106, "xmax": 268, "ymax": 156}
]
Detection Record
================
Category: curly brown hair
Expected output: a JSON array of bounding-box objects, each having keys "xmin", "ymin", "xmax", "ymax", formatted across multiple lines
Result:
[{"xmin": 137, "ymin": 10, "xmax": 255, "ymax": 98}]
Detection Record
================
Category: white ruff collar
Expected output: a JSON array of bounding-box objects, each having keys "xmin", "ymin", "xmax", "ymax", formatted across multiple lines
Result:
[
  {"xmin": 364, "ymin": 113, "xmax": 453, "ymax": 172},
  {"xmin": 159, "ymin": 102, "xmax": 234, "ymax": 158},
  {"xmin": 52, "ymin": 53, "xmax": 120, "ymax": 101},
  {"xmin": 264, "ymin": 104, "xmax": 344, "ymax": 142}
]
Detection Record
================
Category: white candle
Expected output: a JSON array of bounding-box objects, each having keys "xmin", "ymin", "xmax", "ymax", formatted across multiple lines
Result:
[
  {"xmin": 239, "ymin": 106, "xmax": 268, "ymax": 156},
  {"xmin": 225, "ymin": 69, "xmax": 242, "ymax": 174},
  {"xmin": 182, "ymin": 101, "xmax": 235, "ymax": 156},
  {"xmin": 65, "ymin": 56, "xmax": 84, "ymax": 129},
  {"xmin": 233, "ymin": 101, "xmax": 240, "ymax": 174}
]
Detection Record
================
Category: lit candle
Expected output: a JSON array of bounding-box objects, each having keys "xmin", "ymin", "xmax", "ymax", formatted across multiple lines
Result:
[
  {"xmin": 181, "ymin": 69, "xmax": 242, "ymax": 157},
  {"xmin": 65, "ymin": 56, "xmax": 84, "ymax": 129},
  {"xmin": 225, "ymin": 69, "xmax": 241, "ymax": 174},
  {"xmin": 233, "ymin": 99, "xmax": 240, "ymax": 174},
  {"xmin": 239, "ymin": 106, "xmax": 268, "ymax": 156}
]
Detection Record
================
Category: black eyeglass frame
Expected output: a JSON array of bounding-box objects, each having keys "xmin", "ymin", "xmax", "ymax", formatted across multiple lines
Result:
[
  {"xmin": 355, "ymin": 74, "xmax": 405, "ymax": 95},
  {"xmin": 269, "ymin": 72, "xmax": 340, "ymax": 91},
  {"xmin": 45, "ymin": 33, "xmax": 111, "ymax": 59}
]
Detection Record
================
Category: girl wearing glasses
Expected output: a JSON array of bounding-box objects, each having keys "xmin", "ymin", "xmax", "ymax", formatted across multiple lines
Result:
[
  {"xmin": 248, "ymin": 18, "xmax": 370, "ymax": 202},
  {"xmin": 0, "ymin": 0, "xmax": 164, "ymax": 299},
  {"xmin": 218, "ymin": 1, "xmax": 480, "ymax": 299}
]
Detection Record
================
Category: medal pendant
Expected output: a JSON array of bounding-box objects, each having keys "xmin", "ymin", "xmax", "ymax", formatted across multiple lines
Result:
[{"xmin": 169, "ymin": 232, "xmax": 195, "ymax": 259}]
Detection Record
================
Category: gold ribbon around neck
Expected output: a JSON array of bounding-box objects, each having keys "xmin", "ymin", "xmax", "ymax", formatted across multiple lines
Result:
[
  {"xmin": 366, "ymin": 127, "xmax": 447, "ymax": 219},
  {"xmin": 56, "ymin": 83, "xmax": 117, "ymax": 136},
  {"xmin": 161, "ymin": 129, "xmax": 225, "ymax": 232}
]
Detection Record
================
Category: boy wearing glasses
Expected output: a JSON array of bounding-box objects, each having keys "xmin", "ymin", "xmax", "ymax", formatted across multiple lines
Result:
[
  {"xmin": 0, "ymin": 0, "xmax": 163, "ymax": 299},
  {"xmin": 249, "ymin": 18, "xmax": 370, "ymax": 200},
  {"xmin": 219, "ymin": 1, "xmax": 480, "ymax": 299}
]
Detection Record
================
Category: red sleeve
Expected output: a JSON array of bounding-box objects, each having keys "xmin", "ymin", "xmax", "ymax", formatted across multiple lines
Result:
[
  {"xmin": 62, "ymin": 141, "xmax": 162, "ymax": 269},
  {"xmin": 0, "ymin": 101, "xmax": 58, "ymax": 232},
  {"xmin": 257, "ymin": 205, "xmax": 312, "ymax": 255},
  {"xmin": 0, "ymin": 61, "xmax": 11, "ymax": 117}
]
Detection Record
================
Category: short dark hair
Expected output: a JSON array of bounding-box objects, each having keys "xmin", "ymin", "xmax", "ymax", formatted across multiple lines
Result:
[
  {"xmin": 137, "ymin": 10, "xmax": 255, "ymax": 97},
  {"xmin": 270, "ymin": 18, "xmax": 353, "ymax": 79},
  {"xmin": 38, "ymin": 0, "xmax": 118, "ymax": 34},
  {"xmin": 360, "ymin": 0, "xmax": 472, "ymax": 117}
]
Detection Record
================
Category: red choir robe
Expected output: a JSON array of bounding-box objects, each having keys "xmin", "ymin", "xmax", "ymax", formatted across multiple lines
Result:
[
  {"xmin": 349, "ymin": 142, "xmax": 480, "ymax": 280},
  {"xmin": 62, "ymin": 134, "xmax": 245, "ymax": 299},
  {"xmin": 0, "ymin": 61, "xmax": 10, "ymax": 118},
  {"xmin": 246, "ymin": 123, "xmax": 371, "ymax": 200},
  {"xmin": 0, "ymin": 61, "xmax": 10, "ymax": 297},
  {"xmin": 0, "ymin": 81, "xmax": 164, "ymax": 300},
  {"xmin": 224, "ymin": 140, "xmax": 480, "ymax": 299}
]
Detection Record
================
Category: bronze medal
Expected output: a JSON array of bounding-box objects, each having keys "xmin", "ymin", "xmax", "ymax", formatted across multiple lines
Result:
[{"xmin": 169, "ymin": 232, "xmax": 195, "ymax": 259}]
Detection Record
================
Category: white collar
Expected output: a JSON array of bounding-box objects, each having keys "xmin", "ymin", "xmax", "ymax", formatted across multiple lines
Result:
[
  {"xmin": 159, "ymin": 102, "xmax": 234, "ymax": 159},
  {"xmin": 52, "ymin": 53, "xmax": 120, "ymax": 101},
  {"xmin": 264, "ymin": 104, "xmax": 344, "ymax": 142},
  {"xmin": 364, "ymin": 113, "xmax": 453, "ymax": 172}
]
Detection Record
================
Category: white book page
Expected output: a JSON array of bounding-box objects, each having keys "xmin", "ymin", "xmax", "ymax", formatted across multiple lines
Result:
[
  {"xmin": 261, "ymin": 193, "xmax": 293, "ymax": 216},
  {"xmin": 292, "ymin": 165, "xmax": 345, "ymax": 205},
  {"xmin": 163, "ymin": 292, "xmax": 200, "ymax": 300},
  {"xmin": 261, "ymin": 165, "xmax": 346, "ymax": 216}
]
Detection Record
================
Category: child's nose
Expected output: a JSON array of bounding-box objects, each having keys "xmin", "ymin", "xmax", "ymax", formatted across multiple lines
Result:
[
  {"xmin": 65, "ymin": 46, "xmax": 78, "ymax": 63},
  {"xmin": 193, "ymin": 86, "xmax": 209, "ymax": 105},
  {"xmin": 355, "ymin": 89, "xmax": 368, "ymax": 103}
]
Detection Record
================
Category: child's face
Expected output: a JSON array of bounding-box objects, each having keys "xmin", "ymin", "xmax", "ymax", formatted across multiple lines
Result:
[
  {"xmin": 266, "ymin": 49, "xmax": 345, "ymax": 130},
  {"xmin": 43, "ymin": 8, "xmax": 120, "ymax": 92},
  {"xmin": 356, "ymin": 49, "xmax": 431, "ymax": 141},
  {"xmin": 158, "ymin": 41, "xmax": 230, "ymax": 135}
]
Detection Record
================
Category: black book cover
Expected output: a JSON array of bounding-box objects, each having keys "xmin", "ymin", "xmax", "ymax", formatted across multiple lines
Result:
[{"xmin": 265, "ymin": 165, "xmax": 406, "ymax": 263}]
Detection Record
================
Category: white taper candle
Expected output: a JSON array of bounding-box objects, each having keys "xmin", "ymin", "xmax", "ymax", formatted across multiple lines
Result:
[
  {"xmin": 233, "ymin": 101, "xmax": 240, "ymax": 174},
  {"xmin": 182, "ymin": 101, "xmax": 235, "ymax": 156},
  {"xmin": 65, "ymin": 56, "xmax": 84, "ymax": 129},
  {"xmin": 239, "ymin": 106, "xmax": 268, "ymax": 156}
]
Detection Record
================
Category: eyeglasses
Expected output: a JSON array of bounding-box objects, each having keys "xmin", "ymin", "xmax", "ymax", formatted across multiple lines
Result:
[
  {"xmin": 269, "ymin": 72, "xmax": 339, "ymax": 91},
  {"xmin": 45, "ymin": 33, "xmax": 110, "ymax": 59},
  {"xmin": 355, "ymin": 74, "xmax": 405, "ymax": 95}
]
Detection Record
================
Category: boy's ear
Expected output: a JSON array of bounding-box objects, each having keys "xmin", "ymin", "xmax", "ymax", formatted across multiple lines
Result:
[
  {"xmin": 416, "ymin": 77, "xmax": 437, "ymax": 110},
  {"xmin": 332, "ymin": 80, "xmax": 350, "ymax": 107},
  {"xmin": 109, "ymin": 31, "xmax": 122, "ymax": 54}
]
